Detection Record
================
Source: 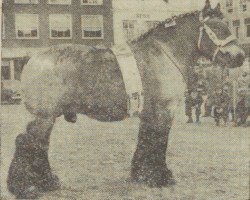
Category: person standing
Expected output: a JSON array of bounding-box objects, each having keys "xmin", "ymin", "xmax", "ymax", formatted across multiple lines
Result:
[
  {"xmin": 212, "ymin": 88, "xmax": 230, "ymax": 126},
  {"xmin": 234, "ymin": 70, "xmax": 249, "ymax": 126},
  {"xmin": 235, "ymin": 90, "xmax": 248, "ymax": 126},
  {"xmin": 185, "ymin": 89, "xmax": 204, "ymax": 123},
  {"xmin": 222, "ymin": 78, "xmax": 234, "ymax": 122}
]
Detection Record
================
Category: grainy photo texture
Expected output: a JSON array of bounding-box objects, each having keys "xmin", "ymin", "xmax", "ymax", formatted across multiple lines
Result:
[{"xmin": 1, "ymin": 0, "xmax": 249, "ymax": 199}]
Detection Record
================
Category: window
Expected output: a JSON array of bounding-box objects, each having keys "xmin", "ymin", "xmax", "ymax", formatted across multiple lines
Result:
[
  {"xmin": 239, "ymin": 0, "xmax": 247, "ymax": 12},
  {"xmin": 247, "ymin": 24, "xmax": 250, "ymax": 37},
  {"xmin": 15, "ymin": 0, "xmax": 38, "ymax": 4},
  {"xmin": 146, "ymin": 21, "xmax": 160, "ymax": 30},
  {"xmin": 245, "ymin": 18, "xmax": 250, "ymax": 37},
  {"xmin": 233, "ymin": 20, "xmax": 240, "ymax": 38},
  {"xmin": 81, "ymin": 15, "xmax": 103, "ymax": 39},
  {"xmin": 2, "ymin": 14, "xmax": 5, "ymax": 39},
  {"xmin": 48, "ymin": 0, "xmax": 71, "ymax": 4},
  {"xmin": 226, "ymin": 0, "xmax": 233, "ymax": 13},
  {"xmin": 15, "ymin": 14, "xmax": 39, "ymax": 39},
  {"xmin": 1, "ymin": 61, "xmax": 10, "ymax": 80},
  {"xmin": 235, "ymin": 26, "xmax": 240, "ymax": 38},
  {"xmin": 49, "ymin": 14, "xmax": 72, "ymax": 39},
  {"xmin": 123, "ymin": 20, "xmax": 138, "ymax": 41},
  {"xmin": 81, "ymin": 0, "xmax": 103, "ymax": 5}
]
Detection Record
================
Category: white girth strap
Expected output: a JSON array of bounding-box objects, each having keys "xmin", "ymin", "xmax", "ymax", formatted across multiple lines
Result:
[{"xmin": 111, "ymin": 43, "xmax": 144, "ymax": 117}]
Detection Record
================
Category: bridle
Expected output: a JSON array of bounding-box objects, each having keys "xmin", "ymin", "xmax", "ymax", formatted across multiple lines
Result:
[{"xmin": 198, "ymin": 13, "xmax": 236, "ymax": 61}]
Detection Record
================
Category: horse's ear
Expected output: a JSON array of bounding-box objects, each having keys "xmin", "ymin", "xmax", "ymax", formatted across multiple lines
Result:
[
  {"xmin": 204, "ymin": 0, "xmax": 211, "ymax": 10},
  {"xmin": 202, "ymin": 0, "xmax": 212, "ymax": 18},
  {"xmin": 213, "ymin": 3, "xmax": 224, "ymax": 18},
  {"xmin": 215, "ymin": 3, "xmax": 221, "ymax": 11}
]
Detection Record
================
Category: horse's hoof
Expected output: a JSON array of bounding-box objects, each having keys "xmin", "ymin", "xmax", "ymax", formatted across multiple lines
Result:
[
  {"xmin": 38, "ymin": 174, "xmax": 61, "ymax": 192},
  {"xmin": 147, "ymin": 176, "xmax": 176, "ymax": 188},
  {"xmin": 186, "ymin": 118, "xmax": 193, "ymax": 123},
  {"xmin": 16, "ymin": 186, "xmax": 39, "ymax": 199},
  {"xmin": 131, "ymin": 167, "xmax": 175, "ymax": 188}
]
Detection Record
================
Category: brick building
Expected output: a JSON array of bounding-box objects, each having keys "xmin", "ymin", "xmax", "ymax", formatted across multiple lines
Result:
[
  {"xmin": 1, "ymin": 0, "xmax": 114, "ymax": 90},
  {"xmin": 1, "ymin": 0, "xmax": 174, "ymax": 92}
]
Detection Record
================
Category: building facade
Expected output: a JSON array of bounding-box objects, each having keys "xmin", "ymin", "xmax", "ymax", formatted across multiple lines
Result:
[
  {"xmin": 220, "ymin": 0, "xmax": 250, "ymax": 59},
  {"xmin": 1, "ymin": 0, "xmax": 114, "ymax": 90},
  {"xmin": 1, "ymin": 0, "xmax": 174, "ymax": 92},
  {"xmin": 112, "ymin": 0, "xmax": 175, "ymax": 44}
]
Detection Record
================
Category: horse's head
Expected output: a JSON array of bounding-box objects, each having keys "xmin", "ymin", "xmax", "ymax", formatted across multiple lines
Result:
[{"xmin": 198, "ymin": 0, "xmax": 245, "ymax": 68}]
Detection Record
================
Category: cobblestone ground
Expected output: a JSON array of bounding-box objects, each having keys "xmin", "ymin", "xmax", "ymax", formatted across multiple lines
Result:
[{"xmin": 1, "ymin": 104, "xmax": 249, "ymax": 200}]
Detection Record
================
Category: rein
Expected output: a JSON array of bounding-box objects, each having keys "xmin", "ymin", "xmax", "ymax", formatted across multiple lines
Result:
[{"xmin": 198, "ymin": 13, "xmax": 236, "ymax": 61}]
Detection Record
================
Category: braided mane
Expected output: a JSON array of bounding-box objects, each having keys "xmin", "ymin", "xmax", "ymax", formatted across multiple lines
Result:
[{"xmin": 131, "ymin": 10, "xmax": 200, "ymax": 44}]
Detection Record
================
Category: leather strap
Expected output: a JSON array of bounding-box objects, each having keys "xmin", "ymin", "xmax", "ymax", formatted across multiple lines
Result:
[{"xmin": 111, "ymin": 43, "xmax": 144, "ymax": 117}]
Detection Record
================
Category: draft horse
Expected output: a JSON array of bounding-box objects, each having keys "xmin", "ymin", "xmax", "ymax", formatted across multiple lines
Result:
[{"xmin": 7, "ymin": 1, "xmax": 245, "ymax": 199}]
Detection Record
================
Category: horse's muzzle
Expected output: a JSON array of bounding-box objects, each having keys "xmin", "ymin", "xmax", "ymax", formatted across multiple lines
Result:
[
  {"xmin": 217, "ymin": 46, "xmax": 245, "ymax": 68},
  {"xmin": 233, "ymin": 52, "xmax": 245, "ymax": 68}
]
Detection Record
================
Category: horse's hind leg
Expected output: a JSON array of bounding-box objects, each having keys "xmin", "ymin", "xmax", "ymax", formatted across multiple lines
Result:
[
  {"xmin": 7, "ymin": 117, "xmax": 60, "ymax": 199},
  {"xmin": 131, "ymin": 98, "xmax": 175, "ymax": 187}
]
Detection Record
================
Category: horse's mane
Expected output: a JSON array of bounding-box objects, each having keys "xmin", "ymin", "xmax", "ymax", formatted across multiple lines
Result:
[{"xmin": 131, "ymin": 10, "xmax": 200, "ymax": 44}]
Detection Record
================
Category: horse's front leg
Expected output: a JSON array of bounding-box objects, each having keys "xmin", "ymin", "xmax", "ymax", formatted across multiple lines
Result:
[
  {"xmin": 131, "ymin": 98, "xmax": 175, "ymax": 187},
  {"xmin": 7, "ymin": 117, "xmax": 60, "ymax": 199}
]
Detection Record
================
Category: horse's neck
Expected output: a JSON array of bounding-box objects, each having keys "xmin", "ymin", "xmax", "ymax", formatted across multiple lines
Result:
[{"xmin": 131, "ymin": 15, "xmax": 201, "ymax": 82}]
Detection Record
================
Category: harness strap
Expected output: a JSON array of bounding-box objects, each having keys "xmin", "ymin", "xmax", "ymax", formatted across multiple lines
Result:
[
  {"xmin": 111, "ymin": 43, "xmax": 144, "ymax": 117},
  {"xmin": 203, "ymin": 24, "xmax": 236, "ymax": 47},
  {"xmin": 198, "ymin": 26, "xmax": 204, "ymax": 50},
  {"xmin": 198, "ymin": 13, "xmax": 236, "ymax": 62}
]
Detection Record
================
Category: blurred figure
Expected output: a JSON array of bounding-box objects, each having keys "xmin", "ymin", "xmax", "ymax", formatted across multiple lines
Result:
[
  {"xmin": 185, "ymin": 89, "xmax": 204, "ymax": 123},
  {"xmin": 222, "ymin": 78, "xmax": 234, "ymax": 122},
  {"xmin": 235, "ymin": 89, "xmax": 249, "ymax": 126},
  {"xmin": 212, "ymin": 88, "xmax": 230, "ymax": 126},
  {"xmin": 238, "ymin": 71, "xmax": 249, "ymax": 89},
  {"xmin": 203, "ymin": 93, "xmax": 213, "ymax": 117},
  {"xmin": 187, "ymin": 66, "xmax": 199, "ymax": 92},
  {"xmin": 234, "ymin": 70, "xmax": 249, "ymax": 126},
  {"xmin": 196, "ymin": 79, "xmax": 209, "ymax": 117}
]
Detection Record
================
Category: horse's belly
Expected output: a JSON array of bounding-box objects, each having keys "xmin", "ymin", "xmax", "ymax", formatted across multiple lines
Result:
[{"xmin": 80, "ymin": 75, "xmax": 129, "ymax": 122}]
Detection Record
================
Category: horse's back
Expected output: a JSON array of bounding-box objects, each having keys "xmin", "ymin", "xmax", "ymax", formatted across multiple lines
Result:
[{"xmin": 22, "ymin": 44, "xmax": 128, "ymax": 120}]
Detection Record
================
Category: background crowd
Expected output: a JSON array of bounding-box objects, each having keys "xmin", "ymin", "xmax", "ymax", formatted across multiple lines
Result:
[{"xmin": 185, "ymin": 57, "xmax": 250, "ymax": 127}]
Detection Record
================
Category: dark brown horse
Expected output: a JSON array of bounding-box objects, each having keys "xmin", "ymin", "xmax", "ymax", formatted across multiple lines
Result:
[{"xmin": 7, "ymin": 1, "xmax": 245, "ymax": 199}]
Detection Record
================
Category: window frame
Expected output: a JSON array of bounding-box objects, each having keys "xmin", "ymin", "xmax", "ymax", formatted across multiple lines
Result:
[
  {"xmin": 226, "ymin": 0, "xmax": 233, "ymax": 13},
  {"xmin": 15, "ymin": 13, "xmax": 39, "ymax": 39},
  {"xmin": 232, "ymin": 19, "xmax": 240, "ymax": 38},
  {"xmin": 81, "ymin": 0, "xmax": 103, "ymax": 5},
  {"xmin": 239, "ymin": 0, "xmax": 247, "ymax": 12},
  {"xmin": 246, "ymin": 24, "xmax": 250, "ymax": 37},
  {"xmin": 14, "ymin": 0, "xmax": 38, "ymax": 4},
  {"xmin": 245, "ymin": 18, "xmax": 250, "ymax": 37},
  {"xmin": 81, "ymin": 15, "xmax": 104, "ymax": 39},
  {"xmin": 235, "ymin": 26, "xmax": 240, "ymax": 38},
  {"xmin": 48, "ymin": 0, "xmax": 71, "ymax": 5},
  {"xmin": 2, "ymin": 14, "xmax": 5, "ymax": 39},
  {"xmin": 122, "ymin": 20, "xmax": 138, "ymax": 41},
  {"xmin": 49, "ymin": 14, "xmax": 72, "ymax": 39},
  {"xmin": 1, "ymin": 61, "xmax": 11, "ymax": 81},
  {"xmin": 146, "ymin": 21, "xmax": 160, "ymax": 30}
]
